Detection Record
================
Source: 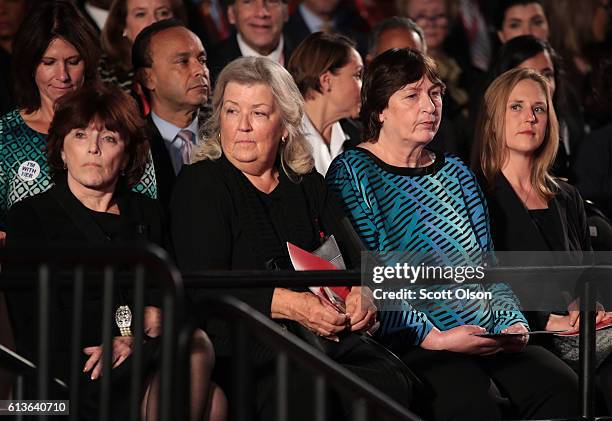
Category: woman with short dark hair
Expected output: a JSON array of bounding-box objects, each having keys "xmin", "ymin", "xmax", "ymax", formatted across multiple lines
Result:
[
  {"xmin": 326, "ymin": 48, "xmax": 579, "ymax": 420},
  {"xmin": 6, "ymin": 83, "xmax": 225, "ymax": 421},
  {"xmin": 0, "ymin": 0, "xmax": 158, "ymax": 244},
  {"xmin": 287, "ymin": 31, "xmax": 363, "ymax": 176}
]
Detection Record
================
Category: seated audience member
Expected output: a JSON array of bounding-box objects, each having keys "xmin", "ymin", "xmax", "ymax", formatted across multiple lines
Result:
[
  {"xmin": 397, "ymin": 0, "xmax": 471, "ymax": 119},
  {"xmin": 287, "ymin": 32, "xmax": 362, "ymax": 176},
  {"xmin": 494, "ymin": 0, "xmax": 549, "ymax": 43},
  {"xmin": 397, "ymin": 0, "xmax": 473, "ymax": 161},
  {"xmin": 0, "ymin": 0, "xmax": 28, "ymax": 115},
  {"xmin": 365, "ymin": 16, "xmax": 425, "ymax": 65},
  {"xmin": 574, "ymin": 60, "xmax": 612, "ymax": 218},
  {"xmin": 0, "ymin": 0, "xmax": 100, "ymax": 243},
  {"xmin": 455, "ymin": 0, "xmax": 492, "ymax": 72},
  {"xmin": 486, "ymin": 35, "xmax": 585, "ymax": 179},
  {"xmin": 367, "ymin": 20, "xmax": 467, "ymax": 160},
  {"xmin": 285, "ymin": 0, "xmax": 369, "ymax": 56},
  {"xmin": 5, "ymin": 84, "xmax": 226, "ymax": 421},
  {"xmin": 170, "ymin": 56, "xmax": 415, "ymax": 420},
  {"xmin": 545, "ymin": 0, "xmax": 610, "ymax": 107},
  {"xmin": 132, "ymin": 19, "xmax": 210, "ymax": 208},
  {"xmin": 326, "ymin": 48, "xmax": 579, "ymax": 420},
  {"xmin": 207, "ymin": 0, "xmax": 294, "ymax": 83},
  {"xmin": 0, "ymin": 0, "xmax": 157, "ymax": 243},
  {"xmin": 99, "ymin": 0, "xmax": 186, "ymax": 94},
  {"xmin": 472, "ymin": 67, "xmax": 612, "ymax": 415}
]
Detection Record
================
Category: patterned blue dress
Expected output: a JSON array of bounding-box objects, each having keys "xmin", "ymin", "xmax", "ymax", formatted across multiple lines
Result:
[
  {"xmin": 0, "ymin": 109, "xmax": 158, "ymax": 230},
  {"xmin": 326, "ymin": 148, "xmax": 527, "ymax": 346}
]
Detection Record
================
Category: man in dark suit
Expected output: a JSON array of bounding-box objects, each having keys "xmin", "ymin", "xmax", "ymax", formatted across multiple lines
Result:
[
  {"xmin": 207, "ymin": 0, "xmax": 293, "ymax": 83},
  {"xmin": 133, "ymin": 19, "xmax": 210, "ymax": 208},
  {"xmin": 285, "ymin": 0, "xmax": 369, "ymax": 57}
]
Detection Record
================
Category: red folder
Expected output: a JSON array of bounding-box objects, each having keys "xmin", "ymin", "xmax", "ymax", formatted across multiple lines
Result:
[{"xmin": 286, "ymin": 241, "xmax": 351, "ymax": 311}]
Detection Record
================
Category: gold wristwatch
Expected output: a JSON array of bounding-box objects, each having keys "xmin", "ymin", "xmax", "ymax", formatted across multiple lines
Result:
[{"xmin": 115, "ymin": 305, "xmax": 133, "ymax": 337}]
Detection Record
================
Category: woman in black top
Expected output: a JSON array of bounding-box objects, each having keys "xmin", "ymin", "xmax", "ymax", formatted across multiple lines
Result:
[
  {"xmin": 6, "ymin": 84, "xmax": 225, "ymax": 421},
  {"xmin": 473, "ymin": 67, "xmax": 612, "ymax": 414},
  {"xmin": 170, "ymin": 56, "xmax": 414, "ymax": 420}
]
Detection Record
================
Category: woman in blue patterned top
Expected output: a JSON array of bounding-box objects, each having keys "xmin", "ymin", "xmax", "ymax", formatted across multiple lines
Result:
[{"xmin": 326, "ymin": 48, "xmax": 578, "ymax": 420}]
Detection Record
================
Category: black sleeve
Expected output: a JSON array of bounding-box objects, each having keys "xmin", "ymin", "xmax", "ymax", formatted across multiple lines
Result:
[
  {"xmin": 6, "ymin": 199, "xmax": 46, "ymax": 246},
  {"xmin": 170, "ymin": 163, "xmax": 233, "ymax": 271},
  {"xmin": 304, "ymin": 171, "xmax": 364, "ymax": 270},
  {"xmin": 4, "ymin": 199, "xmax": 46, "ymax": 359},
  {"xmin": 169, "ymin": 162, "xmax": 274, "ymax": 316}
]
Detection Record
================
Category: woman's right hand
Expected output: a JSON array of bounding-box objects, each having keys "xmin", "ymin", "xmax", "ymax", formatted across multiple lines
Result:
[
  {"xmin": 271, "ymin": 288, "xmax": 349, "ymax": 338},
  {"xmin": 420, "ymin": 325, "xmax": 504, "ymax": 355}
]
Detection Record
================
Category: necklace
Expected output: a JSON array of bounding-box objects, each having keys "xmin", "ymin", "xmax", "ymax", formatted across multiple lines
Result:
[{"xmin": 519, "ymin": 183, "xmax": 534, "ymax": 208}]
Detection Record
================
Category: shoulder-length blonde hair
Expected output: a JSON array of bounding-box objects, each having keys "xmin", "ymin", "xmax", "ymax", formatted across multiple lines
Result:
[
  {"xmin": 101, "ymin": 0, "xmax": 186, "ymax": 72},
  {"xmin": 473, "ymin": 67, "xmax": 559, "ymax": 201},
  {"xmin": 194, "ymin": 56, "xmax": 314, "ymax": 178}
]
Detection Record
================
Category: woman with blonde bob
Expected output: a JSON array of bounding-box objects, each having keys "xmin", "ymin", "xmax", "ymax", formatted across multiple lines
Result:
[
  {"xmin": 170, "ymin": 56, "xmax": 415, "ymax": 420},
  {"xmin": 474, "ymin": 67, "xmax": 612, "ymax": 415}
]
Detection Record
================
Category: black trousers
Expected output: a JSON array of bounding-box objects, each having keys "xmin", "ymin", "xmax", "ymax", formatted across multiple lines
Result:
[{"xmin": 399, "ymin": 345, "xmax": 579, "ymax": 421}]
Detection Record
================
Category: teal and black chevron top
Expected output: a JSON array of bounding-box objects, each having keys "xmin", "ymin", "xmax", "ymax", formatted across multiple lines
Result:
[
  {"xmin": 326, "ymin": 148, "xmax": 527, "ymax": 345},
  {"xmin": 0, "ymin": 109, "xmax": 158, "ymax": 230}
]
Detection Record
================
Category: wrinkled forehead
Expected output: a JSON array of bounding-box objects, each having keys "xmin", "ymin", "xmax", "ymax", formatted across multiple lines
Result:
[{"xmin": 222, "ymin": 81, "xmax": 276, "ymax": 107}]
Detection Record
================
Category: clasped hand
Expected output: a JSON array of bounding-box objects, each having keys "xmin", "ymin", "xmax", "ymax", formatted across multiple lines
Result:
[
  {"xmin": 546, "ymin": 299, "xmax": 610, "ymax": 333},
  {"xmin": 298, "ymin": 287, "xmax": 377, "ymax": 340}
]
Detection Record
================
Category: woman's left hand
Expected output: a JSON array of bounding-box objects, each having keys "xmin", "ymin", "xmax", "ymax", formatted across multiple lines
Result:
[
  {"xmin": 345, "ymin": 287, "xmax": 377, "ymax": 332},
  {"xmin": 82, "ymin": 336, "xmax": 134, "ymax": 380},
  {"xmin": 144, "ymin": 306, "xmax": 162, "ymax": 338},
  {"xmin": 499, "ymin": 323, "xmax": 529, "ymax": 353}
]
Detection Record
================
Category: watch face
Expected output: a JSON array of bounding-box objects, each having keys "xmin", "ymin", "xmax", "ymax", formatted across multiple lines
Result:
[{"xmin": 115, "ymin": 305, "xmax": 132, "ymax": 328}]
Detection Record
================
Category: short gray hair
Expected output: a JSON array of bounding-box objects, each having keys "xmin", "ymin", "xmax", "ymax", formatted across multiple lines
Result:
[
  {"xmin": 368, "ymin": 16, "xmax": 426, "ymax": 54},
  {"xmin": 194, "ymin": 57, "xmax": 313, "ymax": 177}
]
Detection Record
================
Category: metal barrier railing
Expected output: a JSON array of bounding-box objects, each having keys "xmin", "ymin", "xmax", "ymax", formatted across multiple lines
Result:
[
  {"xmin": 182, "ymin": 266, "xmax": 611, "ymax": 421},
  {"xmin": 199, "ymin": 295, "xmax": 422, "ymax": 421},
  {"xmin": 1, "ymin": 248, "xmax": 610, "ymax": 421},
  {"xmin": 0, "ymin": 245, "xmax": 188, "ymax": 421}
]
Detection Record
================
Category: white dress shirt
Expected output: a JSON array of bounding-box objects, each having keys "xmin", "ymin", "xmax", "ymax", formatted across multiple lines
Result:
[
  {"xmin": 236, "ymin": 33, "xmax": 285, "ymax": 65},
  {"xmin": 151, "ymin": 111, "xmax": 199, "ymax": 175},
  {"xmin": 301, "ymin": 114, "xmax": 349, "ymax": 176}
]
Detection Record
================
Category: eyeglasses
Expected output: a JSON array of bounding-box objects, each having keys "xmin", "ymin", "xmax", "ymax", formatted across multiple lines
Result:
[
  {"xmin": 413, "ymin": 13, "xmax": 448, "ymax": 25},
  {"xmin": 236, "ymin": 0, "xmax": 284, "ymax": 8}
]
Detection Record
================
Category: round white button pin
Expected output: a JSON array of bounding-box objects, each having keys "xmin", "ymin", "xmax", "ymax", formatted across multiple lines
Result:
[{"xmin": 17, "ymin": 161, "xmax": 41, "ymax": 182}]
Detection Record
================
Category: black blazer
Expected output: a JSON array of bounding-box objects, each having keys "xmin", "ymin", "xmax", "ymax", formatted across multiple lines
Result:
[
  {"xmin": 207, "ymin": 32, "xmax": 296, "ymax": 84},
  {"xmin": 339, "ymin": 118, "xmax": 362, "ymax": 149},
  {"xmin": 485, "ymin": 174, "xmax": 591, "ymax": 331},
  {"xmin": 5, "ymin": 180, "xmax": 166, "ymax": 376},
  {"xmin": 284, "ymin": 6, "xmax": 369, "ymax": 57},
  {"xmin": 486, "ymin": 174, "xmax": 590, "ymax": 253}
]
